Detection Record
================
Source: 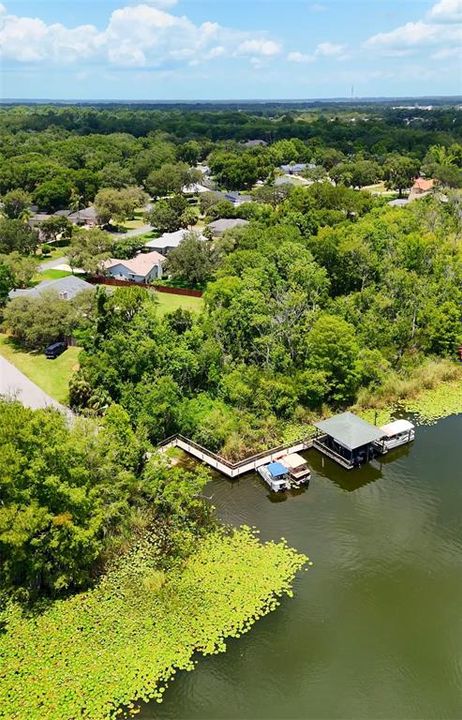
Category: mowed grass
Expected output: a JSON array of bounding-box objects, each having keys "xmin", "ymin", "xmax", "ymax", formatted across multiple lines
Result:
[
  {"xmin": 0, "ymin": 334, "xmax": 80, "ymax": 404},
  {"xmin": 33, "ymin": 268, "xmax": 73, "ymax": 283},
  {"xmin": 154, "ymin": 291, "xmax": 203, "ymax": 315}
]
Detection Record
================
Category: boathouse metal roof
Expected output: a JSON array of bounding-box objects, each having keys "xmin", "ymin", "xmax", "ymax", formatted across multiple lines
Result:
[{"xmin": 314, "ymin": 412, "xmax": 384, "ymax": 451}]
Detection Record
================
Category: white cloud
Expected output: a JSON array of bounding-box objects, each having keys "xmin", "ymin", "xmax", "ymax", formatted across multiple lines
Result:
[
  {"xmin": 364, "ymin": 0, "xmax": 462, "ymax": 55},
  {"xmin": 431, "ymin": 46, "xmax": 462, "ymax": 59},
  {"xmin": 288, "ymin": 42, "xmax": 347, "ymax": 63},
  {"xmin": 315, "ymin": 41, "xmax": 346, "ymax": 57},
  {"xmin": 310, "ymin": 3, "xmax": 327, "ymax": 11},
  {"xmin": 287, "ymin": 51, "xmax": 315, "ymax": 63},
  {"xmin": 236, "ymin": 39, "xmax": 281, "ymax": 57},
  {"xmin": 0, "ymin": 2, "xmax": 281, "ymax": 68},
  {"xmin": 427, "ymin": 0, "xmax": 462, "ymax": 23}
]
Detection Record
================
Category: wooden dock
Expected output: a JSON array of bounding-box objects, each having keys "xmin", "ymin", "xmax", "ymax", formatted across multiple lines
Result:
[{"xmin": 158, "ymin": 434, "xmax": 314, "ymax": 478}]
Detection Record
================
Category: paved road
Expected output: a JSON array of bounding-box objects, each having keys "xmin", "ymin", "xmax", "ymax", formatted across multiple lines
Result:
[{"xmin": 0, "ymin": 355, "xmax": 73, "ymax": 419}]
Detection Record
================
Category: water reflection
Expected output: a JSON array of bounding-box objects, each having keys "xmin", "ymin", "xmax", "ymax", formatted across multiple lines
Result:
[{"xmin": 140, "ymin": 416, "xmax": 462, "ymax": 720}]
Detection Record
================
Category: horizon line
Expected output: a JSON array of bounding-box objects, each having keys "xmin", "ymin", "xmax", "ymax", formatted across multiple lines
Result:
[{"xmin": 1, "ymin": 94, "xmax": 462, "ymax": 104}]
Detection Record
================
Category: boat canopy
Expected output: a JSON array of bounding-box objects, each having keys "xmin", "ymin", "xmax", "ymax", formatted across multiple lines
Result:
[
  {"xmin": 314, "ymin": 412, "xmax": 384, "ymax": 450},
  {"xmin": 380, "ymin": 419, "xmax": 415, "ymax": 437},
  {"xmin": 280, "ymin": 453, "xmax": 306, "ymax": 469},
  {"xmin": 267, "ymin": 462, "xmax": 288, "ymax": 478}
]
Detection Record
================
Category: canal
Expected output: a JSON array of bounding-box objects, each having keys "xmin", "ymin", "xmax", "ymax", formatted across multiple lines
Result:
[{"xmin": 140, "ymin": 414, "xmax": 462, "ymax": 719}]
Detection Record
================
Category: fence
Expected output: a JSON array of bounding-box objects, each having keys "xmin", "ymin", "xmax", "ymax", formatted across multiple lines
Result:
[
  {"xmin": 158, "ymin": 433, "xmax": 314, "ymax": 478},
  {"xmin": 88, "ymin": 276, "xmax": 203, "ymax": 297}
]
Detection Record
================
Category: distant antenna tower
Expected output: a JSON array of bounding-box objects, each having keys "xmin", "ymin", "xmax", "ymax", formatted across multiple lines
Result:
[{"xmin": 351, "ymin": 85, "xmax": 354, "ymax": 99}]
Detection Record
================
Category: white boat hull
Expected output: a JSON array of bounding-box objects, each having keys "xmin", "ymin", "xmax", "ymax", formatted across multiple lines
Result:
[
  {"xmin": 375, "ymin": 430, "xmax": 415, "ymax": 454},
  {"xmin": 257, "ymin": 466, "xmax": 291, "ymax": 492}
]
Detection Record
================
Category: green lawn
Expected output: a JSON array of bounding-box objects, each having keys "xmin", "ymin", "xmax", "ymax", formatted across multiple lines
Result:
[
  {"xmin": 33, "ymin": 268, "xmax": 72, "ymax": 283},
  {"xmin": 154, "ymin": 291, "xmax": 203, "ymax": 315},
  {"xmin": 0, "ymin": 335, "xmax": 80, "ymax": 404}
]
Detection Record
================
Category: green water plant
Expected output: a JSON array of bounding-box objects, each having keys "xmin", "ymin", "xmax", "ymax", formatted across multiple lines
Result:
[{"xmin": 0, "ymin": 528, "xmax": 307, "ymax": 720}]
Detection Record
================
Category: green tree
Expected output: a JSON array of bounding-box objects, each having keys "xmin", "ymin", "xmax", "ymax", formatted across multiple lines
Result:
[
  {"xmin": 384, "ymin": 155, "xmax": 419, "ymax": 197},
  {"xmin": 38, "ymin": 215, "xmax": 73, "ymax": 244},
  {"xmin": 146, "ymin": 163, "xmax": 197, "ymax": 199},
  {"xmin": 0, "ymin": 251, "xmax": 36, "ymax": 289},
  {"xmin": 306, "ymin": 314, "xmax": 360, "ymax": 404},
  {"xmin": 0, "ymin": 218, "xmax": 38, "ymax": 255},
  {"xmin": 0, "ymin": 399, "xmax": 148, "ymax": 598},
  {"xmin": 33, "ymin": 178, "xmax": 74, "ymax": 212},
  {"xmin": 0, "ymin": 261, "xmax": 13, "ymax": 305},
  {"xmin": 165, "ymin": 232, "xmax": 216, "ymax": 286},
  {"xmin": 94, "ymin": 186, "xmax": 148, "ymax": 225},
  {"xmin": 146, "ymin": 195, "xmax": 187, "ymax": 233},
  {"xmin": 2, "ymin": 291, "xmax": 74, "ymax": 349},
  {"xmin": 68, "ymin": 228, "xmax": 113, "ymax": 274},
  {"xmin": 2, "ymin": 189, "xmax": 32, "ymax": 219}
]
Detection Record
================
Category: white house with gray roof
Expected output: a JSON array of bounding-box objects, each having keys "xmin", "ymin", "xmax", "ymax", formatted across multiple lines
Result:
[
  {"xmin": 8, "ymin": 275, "xmax": 95, "ymax": 301},
  {"xmin": 144, "ymin": 229, "xmax": 206, "ymax": 255},
  {"xmin": 207, "ymin": 218, "xmax": 249, "ymax": 236}
]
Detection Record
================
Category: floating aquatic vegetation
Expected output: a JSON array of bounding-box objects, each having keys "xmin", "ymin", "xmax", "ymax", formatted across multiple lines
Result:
[
  {"xmin": 402, "ymin": 379, "xmax": 462, "ymax": 424},
  {"xmin": 0, "ymin": 528, "xmax": 307, "ymax": 720}
]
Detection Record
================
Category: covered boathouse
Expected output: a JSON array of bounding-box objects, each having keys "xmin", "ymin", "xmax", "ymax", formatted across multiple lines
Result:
[{"xmin": 313, "ymin": 412, "xmax": 385, "ymax": 470}]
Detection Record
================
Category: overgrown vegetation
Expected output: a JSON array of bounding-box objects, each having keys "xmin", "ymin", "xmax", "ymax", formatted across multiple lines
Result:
[
  {"xmin": 69, "ymin": 192, "xmax": 462, "ymax": 457},
  {"xmin": 0, "ymin": 527, "xmax": 307, "ymax": 720}
]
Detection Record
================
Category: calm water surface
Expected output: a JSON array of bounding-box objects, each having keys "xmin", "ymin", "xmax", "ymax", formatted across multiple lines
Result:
[{"xmin": 141, "ymin": 415, "xmax": 462, "ymax": 719}]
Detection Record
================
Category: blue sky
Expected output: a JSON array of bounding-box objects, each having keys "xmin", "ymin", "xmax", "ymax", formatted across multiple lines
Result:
[{"xmin": 1, "ymin": 0, "xmax": 461, "ymax": 99}]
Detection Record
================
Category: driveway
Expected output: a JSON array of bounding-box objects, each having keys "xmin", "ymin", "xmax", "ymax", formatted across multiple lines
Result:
[
  {"xmin": 38, "ymin": 256, "xmax": 69, "ymax": 271},
  {"xmin": 0, "ymin": 355, "xmax": 74, "ymax": 419},
  {"xmin": 112, "ymin": 224, "xmax": 153, "ymax": 239}
]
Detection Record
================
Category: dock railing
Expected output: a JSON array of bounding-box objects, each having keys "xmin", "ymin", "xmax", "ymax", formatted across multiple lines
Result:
[
  {"xmin": 312, "ymin": 436, "xmax": 354, "ymax": 470},
  {"xmin": 158, "ymin": 434, "xmax": 314, "ymax": 478}
]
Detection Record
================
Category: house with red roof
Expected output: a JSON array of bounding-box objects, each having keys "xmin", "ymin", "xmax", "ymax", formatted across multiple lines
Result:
[
  {"xmin": 103, "ymin": 251, "xmax": 166, "ymax": 283},
  {"xmin": 411, "ymin": 177, "xmax": 435, "ymax": 194}
]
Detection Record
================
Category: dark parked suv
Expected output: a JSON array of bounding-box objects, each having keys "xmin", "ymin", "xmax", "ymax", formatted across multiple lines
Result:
[{"xmin": 45, "ymin": 341, "xmax": 67, "ymax": 359}]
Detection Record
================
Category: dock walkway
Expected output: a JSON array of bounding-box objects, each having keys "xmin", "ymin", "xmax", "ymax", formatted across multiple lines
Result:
[{"xmin": 158, "ymin": 434, "xmax": 314, "ymax": 478}]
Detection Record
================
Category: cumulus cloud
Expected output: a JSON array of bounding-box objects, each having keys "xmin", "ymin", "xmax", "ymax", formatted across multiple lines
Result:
[
  {"xmin": 236, "ymin": 39, "xmax": 281, "ymax": 56},
  {"xmin": 288, "ymin": 42, "xmax": 347, "ymax": 63},
  {"xmin": 364, "ymin": 0, "xmax": 462, "ymax": 54},
  {"xmin": 427, "ymin": 0, "xmax": 462, "ymax": 23},
  {"xmin": 315, "ymin": 41, "xmax": 346, "ymax": 56},
  {"xmin": 287, "ymin": 51, "xmax": 315, "ymax": 63},
  {"xmin": 0, "ymin": 2, "xmax": 281, "ymax": 68}
]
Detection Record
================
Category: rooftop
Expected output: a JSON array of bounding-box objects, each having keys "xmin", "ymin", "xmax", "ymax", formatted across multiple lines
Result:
[
  {"xmin": 267, "ymin": 462, "xmax": 288, "ymax": 478},
  {"xmin": 145, "ymin": 229, "xmax": 206, "ymax": 250},
  {"xmin": 412, "ymin": 177, "xmax": 435, "ymax": 192},
  {"xmin": 9, "ymin": 275, "xmax": 95, "ymax": 301},
  {"xmin": 105, "ymin": 250, "xmax": 166, "ymax": 277},
  {"xmin": 380, "ymin": 419, "xmax": 414, "ymax": 437},
  {"xmin": 207, "ymin": 218, "xmax": 249, "ymax": 234},
  {"xmin": 314, "ymin": 412, "xmax": 384, "ymax": 450},
  {"xmin": 68, "ymin": 206, "xmax": 98, "ymax": 221}
]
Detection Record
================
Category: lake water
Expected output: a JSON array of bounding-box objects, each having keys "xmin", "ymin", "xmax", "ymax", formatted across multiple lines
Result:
[{"xmin": 140, "ymin": 415, "xmax": 462, "ymax": 719}]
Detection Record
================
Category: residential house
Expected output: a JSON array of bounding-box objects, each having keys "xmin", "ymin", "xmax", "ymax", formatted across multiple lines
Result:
[
  {"xmin": 68, "ymin": 206, "xmax": 99, "ymax": 228},
  {"xmin": 274, "ymin": 174, "xmax": 311, "ymax": 187},
  {"xmin": 223, "ymin": 191, "xmax": 253, "ymax": 207},
  {"xmin": 9, "ymin": 275, "xmax": 95, "ymax": 301},
  {"xmin": 242, "ymin": 139, "xmax": 267, "ymax": 148},
  {"xmin": 144, "ymin": 229, "xmax": 206, "ymax": 255},
  {"xmin": 207, "ymin": 218, "xmax": 249, "ymax": 236},
  {"xmin": 411, "ymin": 177, "xmax": 435, "ymax": 195},
  {"xmin": 279, "ymin": 163, "xmax": 314, "ymax": 175},
  {"xmin": 104, "ymin": 251, "xmax": 166, "ymax": 283},
  {"xmin": 182, "ymin": 182, "xmax": 211, "ymax": 194}
]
